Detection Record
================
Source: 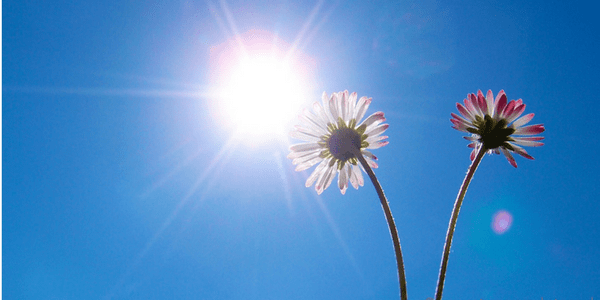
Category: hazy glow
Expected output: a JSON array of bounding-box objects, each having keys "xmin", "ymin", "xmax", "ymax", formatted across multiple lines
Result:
[
  {"xmin": 492, "ymin": 210, "xmax": 513, "ymax": 234},
  {"xmin": 209, "ymin": 30, "xmax": 315, "ymax": 141}
]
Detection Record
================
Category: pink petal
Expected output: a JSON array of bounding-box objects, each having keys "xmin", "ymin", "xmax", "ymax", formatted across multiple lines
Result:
[
  {"xmin": 512, "ymin": 136, "xmax": 545, "ymax": 141},
  {"xmin": 514, "ymin": 124, "xmax": 545, "ymax": 135},
  {"xmin": 494, "ymin": 91, "xmax": 507, "ymax": 118},
  {"xmin": 469, "ymin": 93, "xmax": 481, "ymax": 115},
  {"xmin": 501, "ymin": 100, "xmax": 516, "ymax": 119},
  {"xmin": 486, "ymin": 90, "xmax": 495, "ymax": 114},
  {"xmin": 464, "ymin": 97, "xmax": 477, "ymax": 116},
  {"xmin": 505, "ymin": 103, "xmax": 526, "ymax": 123},
  {"xmin": 512, "ymin": 113, "xmax": 534, "ymax": 128},
  {"xmin": 451, "ymin": 112, "xmax": 471, "ymax": 125},
  {"xmin": 501, "ymin": 147, "xmax": 518, "ymax": 168},
  {"xmin": 457, "ymin": 102, "xmax": 474, "ymax": 120},
  {"xmin": 509, "ymin": 143, "xmax": 535, "ymax": 160},
  {"xmin": 511, "ymin": 137, "xmax": 544, "ymax": 147},
  {"xmin": 478, "ymin": 90, "xmax": 488, "ymax": 115}
]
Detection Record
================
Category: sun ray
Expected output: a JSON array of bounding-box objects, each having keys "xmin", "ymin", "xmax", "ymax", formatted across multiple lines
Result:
[{"xmin": 105, "ymin": 135, "xmax": 239, "ymax": 299}]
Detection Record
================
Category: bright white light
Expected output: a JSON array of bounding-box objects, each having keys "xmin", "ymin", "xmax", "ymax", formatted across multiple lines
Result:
[
  {"xmin": 219, "ymin": 55, "xmax": 307, "ymax": 138},
  {"xmin": 208, "ymin": 30, "xmax": 315, "ymax": 143}
]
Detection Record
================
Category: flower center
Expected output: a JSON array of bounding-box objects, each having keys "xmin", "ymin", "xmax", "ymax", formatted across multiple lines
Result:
[
  {"xmin": 474, "ymin": 115, "xmax": 516, "ymax": 149},
  {"xmin": 327, "ymin": 127, "xmax": 362, "ymax": 162}
]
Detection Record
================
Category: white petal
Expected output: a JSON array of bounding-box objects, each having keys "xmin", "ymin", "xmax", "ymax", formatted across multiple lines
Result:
[
  {"xmin": 361, "ymin": 150, "xmax": 377, "ymax": 160},
  {"xmin": 293, "ymin": 150, "xmax": 321, "ymax": 165},
  {"xmin": 338, "ymin": 163, "xmax": 349, "ymax": 194},
  {"xmin": 305, "ymin": 160, "xmax": 328, "ymax": 187},
  {"xmin": 366, "ymin": 135, "xmax": 388, "ymax": 143},
  {"xmin": 295, "ymin": 156, "xmax": 323, "ymax": 172},
  {"xmin": 365, "ymin": 123, "xmax": 389, "ymax": 137},
  {"xmin": 340, "ymin": 90, "xmax": 349, "ymax": 123},
  {"xmin": 313, "ymin": 102, "xmax": 333, "ymax": 125},
  {"xmin": 329, "ymin": 94, "xmax": 340, "ymax": 121},
  {"xmin": 354, "ymin": 96, "xmax": 371, "ymax": 122},
  {"xmin": 347, "ymin": 92, "xmax": 357, "ymax": 123},
  {"xmin": 366, "ymin": 141, "xmax": 389, "ymax": 149},
  {"xmin": 352, "ymin": 164, "xmax": 364, "ymax": 187},
  {"xmin": 349, "ymin": 164, "xmax": 359, "ymax": 189},
  {"xmin": 359, "ymin": 112, "xmax": 385, "ymax": 129},
  {"xmin": 361, "ymin": 153, "xmax": 379, "ymax": 168},
  {"xmin": 290, "ymin": 142, "xmax": 322, "ymax": 153},
  {"xmin": 289, "ymin": 129, "xmax": 320, "ymax": 142},
  {"xmin": 287, "ymin": 148, "xmax": 320, "ymax": 159},
  {"xmin": 316, "ymin": 163, "xmax": 336, "ymax": 194},
  {"xmin": 300, "ymin": 109, "xmax": 328, "ymax": 133}
]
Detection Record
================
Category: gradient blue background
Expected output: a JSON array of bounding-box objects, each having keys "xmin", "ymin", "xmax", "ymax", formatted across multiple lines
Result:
[{"xmin": 3, "ymin": 0, "xmax": 599, "ymax": 299}]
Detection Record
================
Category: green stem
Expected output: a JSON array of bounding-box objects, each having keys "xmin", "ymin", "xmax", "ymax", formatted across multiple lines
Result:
[
  {"xmin": 434, "ymin": 146, "xmax": 487, "ymax": 300},
  {"xmin": 354, "ymin": 149, "xmax": 407, "ymax": 300}
]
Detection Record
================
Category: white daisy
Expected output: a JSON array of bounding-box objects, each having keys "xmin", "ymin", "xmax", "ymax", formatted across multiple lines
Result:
[{"xmin": 288, "ymin": 90, "xmax": 389, "ymax": 194}]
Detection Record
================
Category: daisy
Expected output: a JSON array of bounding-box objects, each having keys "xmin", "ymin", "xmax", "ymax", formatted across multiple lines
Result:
[
  {"xmin": 288, "ymin": 91, "xmax": 407, "ymax": 300},
  {"xmin": 436, "ymin": 90, "xmax": 545, "ymax": 300},
  {"xmin": 288, "ymin": 90, "xmax": 389, "ymax": 194},
  {"xmin": 451, "ymin": 89, "xmax": 545, "ymax": 167}
]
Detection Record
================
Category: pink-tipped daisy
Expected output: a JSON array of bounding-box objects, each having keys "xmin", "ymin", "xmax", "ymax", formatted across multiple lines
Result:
[
  {"xmin": 451, "ymin": 89, "xmax": 545, "ymax": 167},
  {"xmin": 288, "ymin": 90, "xmax": 389, "ymax": 194}
]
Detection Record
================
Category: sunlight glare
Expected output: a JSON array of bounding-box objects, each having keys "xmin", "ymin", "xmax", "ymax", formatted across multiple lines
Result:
[
  {"xmin": 221, "ymin": 55, "xmax": 305, "ymax": 136},
  {"xmin": 209, "ymin": 30, "xmax": 315, "ymax": 142}
]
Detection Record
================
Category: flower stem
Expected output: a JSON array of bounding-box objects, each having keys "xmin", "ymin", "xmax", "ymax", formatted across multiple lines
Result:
[
  {"xmin": 434, "ymin": 146, "xmax": 487, "ymax": 300},
  {"xmin": 354, "ymin": 150, "xmax": 407, "ymax": 300}
]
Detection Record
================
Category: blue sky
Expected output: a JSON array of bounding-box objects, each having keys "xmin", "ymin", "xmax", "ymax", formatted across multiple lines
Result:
[{"xmin": 3, "ymin": 0, "xmax": 600, "ymax": 299}]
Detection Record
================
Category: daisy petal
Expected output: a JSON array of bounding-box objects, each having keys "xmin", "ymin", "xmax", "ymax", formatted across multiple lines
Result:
[
  {"xmin": 510, "ymin": 143, "xmax": 535, "ymax": 160},
  {"xmin": 457, "ymin": 103, "xmax": 474, "ymax": 121},
  {"xmin": 354, "ymin": 96, "xmax": 372, "ymax": 122},
  {"xmin": 338, "ymin": 163, "xmax": 349, "ymax": 194},
  {"xmin": 511, "ymin": 113, "xmax": 534, "ymax": 128},
  {"xmin": 366, "ymin": 141, "xmax": 389, "ymax": 149},
  {"xmin": 494, "ymin": 91, "xmax": 507, "ymax": 119},
  {"xmin": 353, "ymin": 164, "xmax": 365, "ymax": 187},
  {"xmin": 360, "ymin": 112, "xmax": 386, "ymax": 128},
  {"xmin": 365, "ymin": 123, "xmax": 389, "ymax": 137},
  {"xmin": 306, "ymin": 160, "xmax": 328, "ymax": 188},
  {"xmin": 501, "ymin": 147, "xmax": 518, "ymax": 168},
  {"xmin": 511, "ymin": 137, "xmax": 544, "ymax": 147},
  {"xmin": 514, "ymin": 124, "xmax": 545, "ymax": 135},
  {"xmin": 290, "ymin": 142, "xmax": 321, "ymax": 153}
]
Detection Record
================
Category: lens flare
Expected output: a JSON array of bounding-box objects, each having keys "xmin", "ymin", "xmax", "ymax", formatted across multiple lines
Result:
[{"xmin": 491, "ymin": 210, "xmax": 513, "ymax": 234}]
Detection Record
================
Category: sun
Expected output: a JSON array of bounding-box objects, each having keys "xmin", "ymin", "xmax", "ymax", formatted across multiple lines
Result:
[
  {"xmin": 208, "ymin": 30, "xmax": 315, "ymax": 142},
  {"xmin": 219, "ymin": 55, "xmax": 306, "ymax": 136}
]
